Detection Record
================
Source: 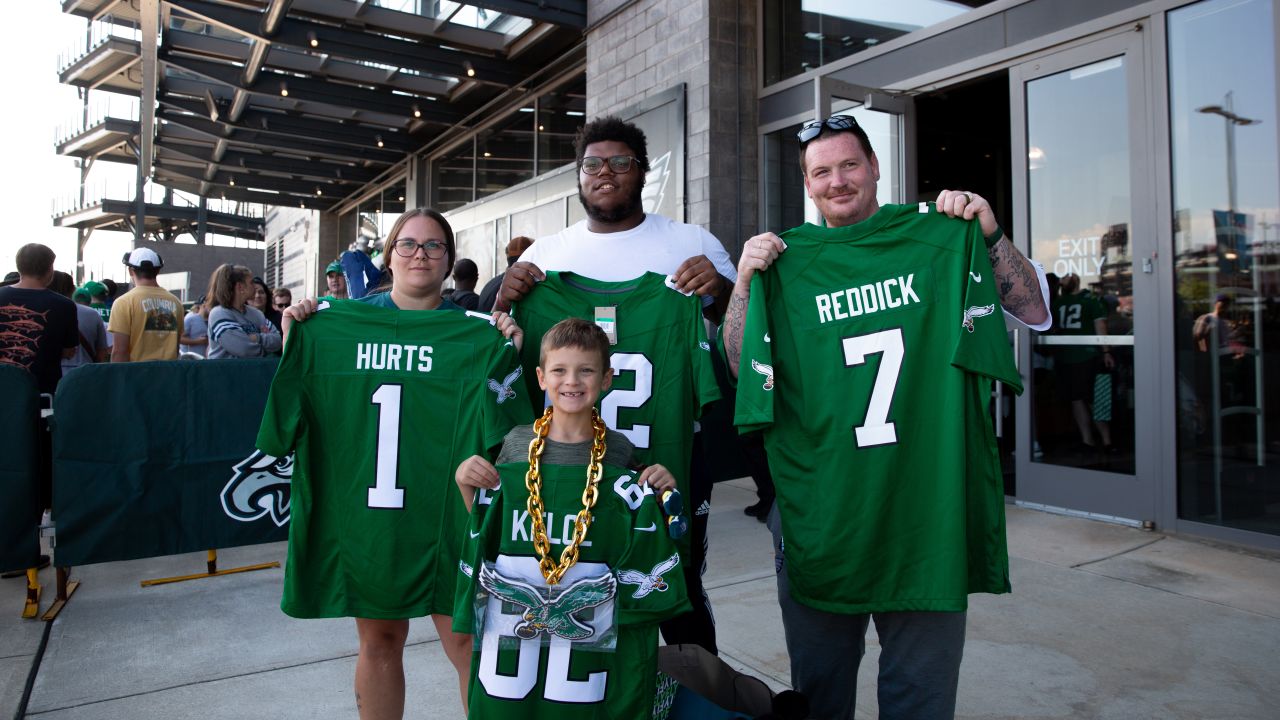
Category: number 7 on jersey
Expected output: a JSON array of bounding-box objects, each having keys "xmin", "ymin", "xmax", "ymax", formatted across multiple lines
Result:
[{"xmin": 841, "ymin": 329, "xmax": 904, "ymax": 448}]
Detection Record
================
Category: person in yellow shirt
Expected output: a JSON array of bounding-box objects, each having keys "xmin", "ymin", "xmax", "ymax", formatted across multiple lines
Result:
[{"xmin": 108, "ymin": 248, "xmax": 185, "ymax": 362}]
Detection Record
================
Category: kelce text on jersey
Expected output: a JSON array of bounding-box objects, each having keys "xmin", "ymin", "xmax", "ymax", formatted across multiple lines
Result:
[
  {"xmin": 815, "ymin": 273, "xmax": 921, "ymax": 325},
  {"xmin": 354, "ymin": 342, "xmax": 434, "ymax": 372}
]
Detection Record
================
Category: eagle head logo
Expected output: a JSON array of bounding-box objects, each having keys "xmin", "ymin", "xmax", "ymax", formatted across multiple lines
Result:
[
  {"xmin": 962, "ymin": 304, "xmax": 996, "ymax": 333},
  {"xmin": 221, "ymin": 450, "xmax": 293, "ymax": 526}
]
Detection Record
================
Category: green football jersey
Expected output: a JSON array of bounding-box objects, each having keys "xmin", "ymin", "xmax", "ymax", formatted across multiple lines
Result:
[
  {"xmin": 256, "ymin": 300, "xmax": 530, "ymax": 619},
  {"xmin": 733, "ymin": 203, "xmax": 1022, "ymax": 614},
  {"xmin": 456, "ymin": 462, "xmax": 689, "ymax": 720},
  {"xmin": 512, "ymin": 272, "xmax": 720, "ymax": 495},
  {"xmin": 1051, "ymin": 290, "xmax": 1106, "ymax": 364}
]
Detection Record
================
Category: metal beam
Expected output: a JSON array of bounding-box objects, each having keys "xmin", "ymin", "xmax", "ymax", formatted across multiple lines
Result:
[
  {"xmin": 164, "ymin": 54, "xmax": 452, "ymax": 125},
  {"xmin": 158, "ymin": 111, "xmax": 401, "ymax": 166},
  {"xmin": 159, "ymin": 97, "xmax": 413, "ymax": 154},
  {"xmin": 136, "ymin": 0, "xmax": 158, "ymax": 244},
  {"xmin": 168, "ymin": 0, "xmax": 526, "ymax": 86},
  {"xmin": 467, "ymin": 0, "xmax": 586, "ymax": 28},
  {"xmin": 158, "ymin": 141, "xmax": 380, "ymax": 186}
]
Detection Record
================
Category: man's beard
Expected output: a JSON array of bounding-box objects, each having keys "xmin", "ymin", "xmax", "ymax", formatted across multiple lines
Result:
[{"xmin": 578, "ymin": 184, "xmax": 644, "ymax": 225}]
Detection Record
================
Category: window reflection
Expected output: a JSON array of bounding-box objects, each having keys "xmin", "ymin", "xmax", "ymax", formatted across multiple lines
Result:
[
  {"xmin": 763, "ymin": 1, "xmax": 992, "ymax": 86},
  {"xmin": 1169, "ymin": 0, "xmax": 1279, "ymax": 535},
  {"xmin": 1026, "ymin": 55, "xmax": 1136, "ymax": 473}
]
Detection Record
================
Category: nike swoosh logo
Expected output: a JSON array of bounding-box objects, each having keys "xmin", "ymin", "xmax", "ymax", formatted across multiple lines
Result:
[
  {"xmin": 634, "ymin": 523, "xmax": 657, "ymax": 533},
  {"xmin": 469, "ymin": 530, "xmax": 482, "ymax": 539},
  {"xmin": 970, "ymin": 272, "xmax": 983, "ymax": 283}
]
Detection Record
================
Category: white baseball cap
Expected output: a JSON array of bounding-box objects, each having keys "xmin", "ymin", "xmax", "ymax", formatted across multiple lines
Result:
[{"xmin": 123, "ymin": 247, "xmax": 164, "ymax": 270}]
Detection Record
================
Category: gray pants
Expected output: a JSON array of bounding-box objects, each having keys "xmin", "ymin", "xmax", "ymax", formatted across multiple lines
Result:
[{"xmin": 768, "ymin": 506, "xmax": 966, "ymax": 720}]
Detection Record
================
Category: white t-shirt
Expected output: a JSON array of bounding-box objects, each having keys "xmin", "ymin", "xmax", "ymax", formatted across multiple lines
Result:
[{"xmin": 521, "ymin": 214, "xmax": 737, "ymax": 285}]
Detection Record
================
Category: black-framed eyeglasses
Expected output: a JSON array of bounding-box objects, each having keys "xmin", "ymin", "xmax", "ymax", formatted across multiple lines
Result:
[
  {"xmin": 579, "ymin": 155, "xmax": 638, "ymax": 175},
  {"xmin": 797, "ymin": 115, "xmax": 859, "ymax": 144},
  {"xmin": 393, "ymin": 239, "xmax": 448, "ymax": 259},
  {"xmin": 274, "ymin": 302, "xmax": 290, "ymax": 309}
]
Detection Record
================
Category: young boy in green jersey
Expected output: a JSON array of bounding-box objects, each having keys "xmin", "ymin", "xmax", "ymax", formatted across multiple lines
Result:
[{"xmin": 453, "ymin": 317, "xmax": 688, "ymax": 720}]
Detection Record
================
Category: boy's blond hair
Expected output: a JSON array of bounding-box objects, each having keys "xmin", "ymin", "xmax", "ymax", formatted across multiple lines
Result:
[{"xmin": 539, "ymin": 317, "xmax": 611, "ymax": 371}]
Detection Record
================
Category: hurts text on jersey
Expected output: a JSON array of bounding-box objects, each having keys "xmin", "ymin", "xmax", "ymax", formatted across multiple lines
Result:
[
  {"xmin": 511, "ymin": 510, "xmax": 594, "ymax": 547},
  {"xmin": 355, "ymin": 342, "xmax": 434, "ymax": 372},
  {"xmin": 815, "ymin": 274, "xmax": 920, "ymax": 324}
]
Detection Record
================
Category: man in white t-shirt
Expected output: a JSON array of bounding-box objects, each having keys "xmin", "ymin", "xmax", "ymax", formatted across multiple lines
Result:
[
  {"xmin": 496, "ymin": 116, "xmax": 735, "ymax": 320},
  {"xmin": 496, "ymin": 116, "xmax": 736, "ymax": 654}
]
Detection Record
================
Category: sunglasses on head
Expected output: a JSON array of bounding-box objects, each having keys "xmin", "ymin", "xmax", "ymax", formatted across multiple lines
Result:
[{"xmin": 797, "ymin": 115, "xmax": 860, "ymax": 144}]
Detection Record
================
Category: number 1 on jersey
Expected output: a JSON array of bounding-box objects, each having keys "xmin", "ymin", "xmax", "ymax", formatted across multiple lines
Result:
[
  {"xmin": 368, "ymin": 384, "xmax": 405, "ymax": 509},
  {"xmin": 841, "ymin": 329, "xmax": 904, "ymax": 448}
]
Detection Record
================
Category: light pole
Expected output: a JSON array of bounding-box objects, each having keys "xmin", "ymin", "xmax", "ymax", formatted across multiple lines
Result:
[{"xmin": 1196, "ymin": 93, "xmax": 1264, "ymax": 518}]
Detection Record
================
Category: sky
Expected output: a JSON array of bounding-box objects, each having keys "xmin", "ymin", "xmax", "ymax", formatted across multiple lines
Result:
[{"xmin": 0, "ymin": 3, "xmax": 135, "ymax": 282}]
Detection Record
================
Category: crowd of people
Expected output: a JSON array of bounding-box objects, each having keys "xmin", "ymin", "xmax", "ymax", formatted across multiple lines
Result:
[{"xmin": 5, "ymin": 113, "xmax": 1054, "ymax": 719}]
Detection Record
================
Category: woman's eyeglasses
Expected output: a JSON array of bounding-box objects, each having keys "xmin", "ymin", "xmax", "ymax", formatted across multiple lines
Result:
[{"xmin": 393, "ymin": 239, "xmax": 447, "ymax": 259}]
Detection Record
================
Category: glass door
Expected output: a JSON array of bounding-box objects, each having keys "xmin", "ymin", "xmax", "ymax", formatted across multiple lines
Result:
[{"xmin": 1012, "ymin": 32, "xmax": 1159, "ymax": 524}]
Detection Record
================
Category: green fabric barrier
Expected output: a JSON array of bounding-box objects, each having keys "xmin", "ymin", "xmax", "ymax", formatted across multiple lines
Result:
[
  {"xmin": 52, "ymin": 358, "xmax": 288, "ymax": 567},
  {"xmin": 0, "ymin": 366, "xmax": 40, "ymax": 574}
]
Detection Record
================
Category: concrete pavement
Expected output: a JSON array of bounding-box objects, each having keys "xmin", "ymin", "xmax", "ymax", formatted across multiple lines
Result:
[{"xmin": 4, "ymin": 478, "xmax": 1278, "ymax": 719}]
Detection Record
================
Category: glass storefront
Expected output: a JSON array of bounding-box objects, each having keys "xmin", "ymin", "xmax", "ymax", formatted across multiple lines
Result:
[
  {"xmin": 762, "ymin": 1, "xmax": 995, "ymax": 86},
  {"xmin": 1169, "ymin": 0, "xmax": 1279, "ymax": 536},
  {"xmin": 1026, "ymin": 55, "xmax": 1137, "ymax": 475}
]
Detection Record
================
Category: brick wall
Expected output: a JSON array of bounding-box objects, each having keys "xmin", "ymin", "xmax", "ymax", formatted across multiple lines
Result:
[{"xmin": 585, "ymin": 0, "xmax": 757, "ymax": 260}]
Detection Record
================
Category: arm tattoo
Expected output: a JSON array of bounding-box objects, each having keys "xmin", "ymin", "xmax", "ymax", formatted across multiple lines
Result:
[
  {"xmin": 987, "ymin": 237, "xmax": 1047, "ymax": 324},
  {"xmin": 724, "ymin": 292, "xmax": 749, "ymax": 378}
]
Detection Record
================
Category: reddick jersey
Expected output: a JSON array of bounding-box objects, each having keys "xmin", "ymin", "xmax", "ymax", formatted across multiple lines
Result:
[
  {"xmin": 256, "ymin": 300, "xmax": 529, "ymax": 619},
  {"xmin": 512, "ymin": 272, "xmax": 720, "ymax": 495},
  {"xmin": 455, "ymin": 462, "xmax": 689, "ymax": 720},
  {"xmin": 733, "ymin": 203, "xmax": 1022, "ymax": 614}
]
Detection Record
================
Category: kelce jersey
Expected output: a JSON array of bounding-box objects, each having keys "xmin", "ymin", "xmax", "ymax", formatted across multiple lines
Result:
[
  {"xmin": 512, "ymin": 272, "xmax": 720, "ymax": 495},
  {"xmin": 256, "ymin": 300, "xmax": 529, "ymax": 619},
  {"xmin": 456, "ymin": 462, "xmax": 689, "ymax": 720},
  {"xmin": 733, "ymin": 203, "xmax": 1022, "ymax": 614}
]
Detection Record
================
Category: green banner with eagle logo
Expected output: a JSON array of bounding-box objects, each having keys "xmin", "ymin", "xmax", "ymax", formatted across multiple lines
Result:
[{"xmin": 51, "ymin": 358, "xmax": 290, "ymax": 567}]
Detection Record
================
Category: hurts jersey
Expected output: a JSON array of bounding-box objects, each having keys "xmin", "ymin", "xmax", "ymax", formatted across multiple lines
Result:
[
  {"xmin": 455, "ymin": 462, "xmax": 689, "ymax": 720},
  {"xmin": 733, "ymin": 203, "xmax": 1022, "ymax": 614},
  {"xmin": 512, "ymin": 272, "xmax": 720, "ymax": 495},
  {"xmin": 256, "ymin": 300, "xmax": 529, "ymax": 619}
]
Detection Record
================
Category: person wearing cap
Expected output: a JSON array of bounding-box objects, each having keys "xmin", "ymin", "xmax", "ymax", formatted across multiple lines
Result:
[
  {"xmin": 181, "ymin": 294, "xmax": 210, "ymax": 357},
  {"xmin": 324, "ymin": 260, "xmax": 349, "ymax": 300},
  {"xmin": 476, "ymin": 236, "xmax": 533, "ymax": 312},
  {"xmin": 109, "ymin": 247, "xmax": 185, "ymax": 362},
  {"xmin": 1, "ymin": 271, "xmax": 20, "ymax": 287},
  {"xmin": 81, "ymin": 280, "xmax": 113, "ymax": 350}
]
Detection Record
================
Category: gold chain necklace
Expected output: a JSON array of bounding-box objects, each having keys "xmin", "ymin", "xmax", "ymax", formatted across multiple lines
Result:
[{"xmin": 524, "ymin": 406, "xmax": 607, "ymax": 585}]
